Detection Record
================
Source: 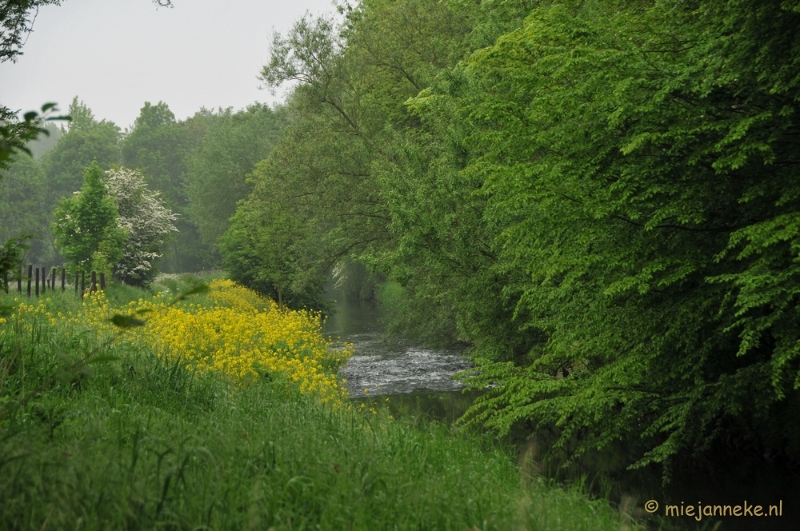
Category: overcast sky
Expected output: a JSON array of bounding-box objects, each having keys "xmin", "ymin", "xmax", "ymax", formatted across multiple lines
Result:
[{"xmin": 1, "ymin": 0, "xmax": 335, "ymax": 130}]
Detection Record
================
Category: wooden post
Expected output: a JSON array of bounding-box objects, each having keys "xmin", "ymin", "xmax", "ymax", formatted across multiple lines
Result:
[
  {"xmin": 74, "ymin": 271, "xmax": 79, "ymax": 295},
  {"xmin": 17, "ymin": 267, "xmax": 22, "ymax": 293},
  {"xmin": 61, "ymin": 267, "xmax": 66, "ymax": 291},
  {"xmin": 50, "ymin": 267, "xmax": 55, "ymax": 290},
  {"xmin": 80, "ymin": 270, "xmax": 85, "ymax": 299},
  {"xmin": 27, "ymin": 265, "xmax": 32, "ymax": 298},
  {"xmin": 40, "ymin": 266, "xmax": 45, "ymax": 294},
  {"xmin": 99, "ymin": 272, "xmax": 105, "ymax": 291},
  {"xmin": 90, "ymin": 271, "xmax": 97, "ymax": 293},
  {"xmin": 34, "ymin": 266, "xmax": 39, "ymax": 297}
]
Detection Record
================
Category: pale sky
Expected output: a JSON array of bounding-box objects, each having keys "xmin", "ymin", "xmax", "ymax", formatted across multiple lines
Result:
[{"xmin": 1, "ymin": 0, "xmax": 335, "ymax": 130}]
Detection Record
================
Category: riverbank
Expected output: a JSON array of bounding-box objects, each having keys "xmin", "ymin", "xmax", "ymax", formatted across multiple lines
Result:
[{"xmin": 0, "ymin": 277, "xmax": 642, "ymax": 530}]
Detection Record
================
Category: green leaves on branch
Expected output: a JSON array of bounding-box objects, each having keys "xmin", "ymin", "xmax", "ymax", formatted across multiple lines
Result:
[
  {"xmin": 444, "ymin": 0, "xmax": 800, "ymax": 471},
  {"xmin": 0, "ymin": 103, "xmax": 69, "ymax": 173},
  {"xmin": 51, "ymin": 161, "xmax": 127, "ymax": 275}
]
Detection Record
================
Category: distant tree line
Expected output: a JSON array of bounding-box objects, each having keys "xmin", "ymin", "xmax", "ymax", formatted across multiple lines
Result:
[{"xmin": 0, "ymin": 97, "xmax": 287, "ymax": 282}]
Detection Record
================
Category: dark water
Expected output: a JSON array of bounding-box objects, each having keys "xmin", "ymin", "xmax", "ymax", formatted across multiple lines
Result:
[{"xmin": 323, "ymin": 294, "xmax": 800, "ymax": 531}]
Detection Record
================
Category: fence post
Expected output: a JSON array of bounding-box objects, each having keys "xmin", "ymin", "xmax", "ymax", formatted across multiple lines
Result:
[
  {"xmin": 50, "ymin": 267, "xmax": 55, "ymax": 290},
  {"xmin": 34, "ymin": 266, "xmax": 39, "ymax": 297},
  {"xmin": 17, "ymin": 267, "xmax": 22, "ymax": 294},
  {"xmin": 90, "ymin": 271, "xmax": 97, "ymax": 294},
  {"xmin": 61, "ymin": 267, "xmax": 66, "ymax": 292},
  {"xmin": 27, "ymin": 265, "xmax": 32, "ymax": 298},
  {"xmin": 41, "ymin": 266, "xmax": 46, "ymax": 294},
  {"xmin": 99, "ymin": 272, "xmax": 105, "ymax": 291},
  {"xmin": 80, "ymin": 270, "xmax": 85, "ymax": 299},
  {"xmin": 74, "ymin": 271, "xmax": 79, "ymax": 295}
]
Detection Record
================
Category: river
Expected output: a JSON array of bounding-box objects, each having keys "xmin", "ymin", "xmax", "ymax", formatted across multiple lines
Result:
[{"xmin": 323, "ymin": 293, "xmax": 800, "ymax": 531}]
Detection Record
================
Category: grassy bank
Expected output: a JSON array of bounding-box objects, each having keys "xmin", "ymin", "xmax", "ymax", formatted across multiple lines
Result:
[{"xmin": 0, "ymin": 278, "xmax": 642, "ymax": 530}]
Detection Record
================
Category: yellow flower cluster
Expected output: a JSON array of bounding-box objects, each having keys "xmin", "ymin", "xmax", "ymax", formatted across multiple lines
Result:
[{"xmin": 1, "ymin": 280, "xmax": 353, "ymax": 405}]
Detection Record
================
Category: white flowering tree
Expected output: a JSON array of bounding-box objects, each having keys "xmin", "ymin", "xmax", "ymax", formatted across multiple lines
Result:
[{"xmin": 104, "ymin": 167, "xmax": 178, "ymax": 286}]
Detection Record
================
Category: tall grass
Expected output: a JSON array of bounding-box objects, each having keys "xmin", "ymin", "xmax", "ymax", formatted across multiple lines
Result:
[{"xmin": 0, "ymin": 280, "xmax": 645, "ymax": 530}]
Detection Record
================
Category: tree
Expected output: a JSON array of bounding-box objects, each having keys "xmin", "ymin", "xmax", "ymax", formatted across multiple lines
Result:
[
  {"xmin": 0, "ymin": 152, "xmax": 51, "ymax": 264},
  {"xmin": 230, "ymin": 0, "xmax": 475, "ymax": 307},
  {"xmin": 104, "ymin": 167, "xmax": 178, "ymax": 286},
  {"xmin": 122, "ymin": 101, "xmax": 206, "ymax": 272},
  {"xmin": 185, "ymin": 103, "xmax": 287, "ymax": 260},
  {"xmin": 52, "ymin": 161, "xmax": 126, "ymax": 274},
  {"xmin": 222, "ymin": 206, "xmax": 322, "ymax": 310},
  {"xmin": 1, "ymin": 103, "xmax": 66, "ymax": 174},
  {"xmin": 40, "ymin": 98, "xmax": 121, "ymax": 209}
]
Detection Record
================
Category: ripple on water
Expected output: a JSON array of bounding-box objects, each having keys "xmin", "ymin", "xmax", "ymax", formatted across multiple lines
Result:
[{"xmin": 340, "ymin": 341, "xmax": 472, "ymax": 396}]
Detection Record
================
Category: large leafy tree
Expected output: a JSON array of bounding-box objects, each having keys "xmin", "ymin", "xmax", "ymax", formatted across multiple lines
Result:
[
  {"xmin": 104, "ymin": 167, "xmax": 178, "ymax": 286},
  {"xmin": 229, "ymin": 0, "xmax": 475, "ymax": 307},
  {"xmin": 223, "ymin": 190, "xmax": 325, "ymax": 310},
  {"xmin": 52, "ymin": 162, "xmax": 126, "ymax": 275}
]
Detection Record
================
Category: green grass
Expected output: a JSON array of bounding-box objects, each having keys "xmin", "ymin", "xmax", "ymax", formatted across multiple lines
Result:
[{"xmin": 0, "ymin": 284, "xmax": 645, "ymax": 530}]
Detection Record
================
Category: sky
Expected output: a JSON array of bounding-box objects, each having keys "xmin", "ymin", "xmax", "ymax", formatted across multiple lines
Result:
[{"xmin": 1, "ymin": 0, "xmax": 335, "ymax": 130}]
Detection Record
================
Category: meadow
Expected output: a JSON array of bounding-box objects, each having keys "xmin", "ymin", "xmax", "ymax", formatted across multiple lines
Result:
[{"xmin": 0, "ymin": 276, "xmax": 643, "ymax": 530}]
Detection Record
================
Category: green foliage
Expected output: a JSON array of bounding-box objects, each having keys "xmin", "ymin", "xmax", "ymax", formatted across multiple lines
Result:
[
  {"xmin": 185, "ymin": 104, "xmax": 287, "ymax": 258},
  {"xmin": 26, "ymin": 122, "xmax": 63, "ymax": 158},
  {"xmin": 0, "ymin": 234, "xmax": 29, "ymax": 297},
  {"xmin": 0, "ymin": 0, "xmax": 61, "ymax": 64},
  {"xmin": 222, "ymin": 184, "xmax": 327, "ymax": 310},
  {"xmin": 52, "ymin": 161, "xmax": 127, "ymax": 274},
  {"xmin": 0, "ymin": 102, "xmax": 68, "ymax": 174},
  {"xmin": 122, "ymin": 102, "xmax": 210, "ymax": 272},
  {"xmin": 122, "ymin": 101, "xmax": 186, "ymax": 198},
  {"xmin": 0, "ymin": 153, "xmax": 52, "ymax": 264},
  {"xmin": 441, "ymin": 0, "xmax": 800, "ymax": 471},
  {"xmin": 227, "ymin": 0, "xmax": 476, "ymax": 311},
  {"xmin": 40, "ymin": 98, "xmax": 121, "ymax": 209}
]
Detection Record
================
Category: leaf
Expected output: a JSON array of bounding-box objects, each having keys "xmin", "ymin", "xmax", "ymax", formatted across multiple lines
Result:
[
  {"xmin": 110, "ymin": 314, "xmax": 146, "ymax": 328},
  {"xmin": 173, "ymin": 283, "xmax": 210, "ymax": 302}
]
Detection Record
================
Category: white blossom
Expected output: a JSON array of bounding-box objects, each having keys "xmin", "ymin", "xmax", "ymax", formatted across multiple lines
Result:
[{"xmin": 104, "ymin": 167, "xmax": 178, "ymax": 284}]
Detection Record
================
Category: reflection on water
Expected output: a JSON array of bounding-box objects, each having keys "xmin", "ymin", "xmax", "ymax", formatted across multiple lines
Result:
[{"xmin": 324, "ymin": 291, "xmax": 800, "ymax": 531}]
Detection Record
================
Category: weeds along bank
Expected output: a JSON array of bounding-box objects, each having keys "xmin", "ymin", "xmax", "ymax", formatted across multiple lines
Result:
[
  {"xmin": 2, "ymin": 279, "xmax": 350, "ymax": 404},
  {"xmin": 0, "ymin": 279, "xmax": 639, "ymax": 530}
]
